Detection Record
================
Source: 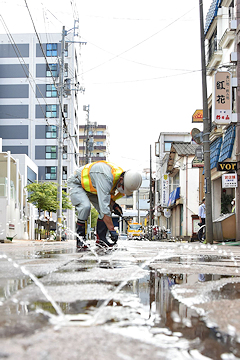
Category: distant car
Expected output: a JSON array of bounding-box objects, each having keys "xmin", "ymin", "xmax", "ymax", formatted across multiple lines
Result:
[{"xmin": 118, "ymin": 233, "xmax": 128, "ymax": 240}]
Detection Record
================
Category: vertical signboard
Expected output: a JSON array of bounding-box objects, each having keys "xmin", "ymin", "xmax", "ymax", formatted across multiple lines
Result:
[
  {"xmin": 214, "ymin": 71, "xmax": 231, "ymax": 124},
  {"xmin": 161, "ymin": 174, "xmax": 169, "ymax": 207}
]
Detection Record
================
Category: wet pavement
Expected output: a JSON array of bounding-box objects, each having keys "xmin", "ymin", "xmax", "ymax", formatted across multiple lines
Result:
[{"xmin": 0, "ymin": 239, "xmax": 240, "ymax": 359}]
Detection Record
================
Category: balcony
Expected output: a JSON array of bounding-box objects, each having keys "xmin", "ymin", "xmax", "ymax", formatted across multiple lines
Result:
[
  {"xmin": 219, "ymin": 28, "xmax": 235, "ymax": 49},
  {"xmin": 206, "ymin": 38, "xmax": 222, "ymax": 74}
]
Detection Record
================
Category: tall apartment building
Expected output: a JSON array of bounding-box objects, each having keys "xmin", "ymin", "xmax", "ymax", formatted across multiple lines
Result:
[
  {"xmin": 0, "ymin": 30, "xmax": 83, "ymax": 233},
  {"xmin": 79, "ymin": 123, "xmax": 109, "ymax": 165}
]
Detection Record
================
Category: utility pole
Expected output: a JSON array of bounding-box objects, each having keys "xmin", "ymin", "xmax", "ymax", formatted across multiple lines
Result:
[
  {"xmin": 83, "ymin": 105, "xmax": 96, "ymax": 164},
  {"xmin": 236, "ymin": 0, "xmax": 240, "ymax": 240},
  {"xmin": 137, "ymin": 189, "xmax": 140, "ymax": 223},
  {"xmin": 199, "ymin": 0, "xmax": 213, "ymax": 243},
  {"xmin": 149, "ymin": 145, "xmax": 153, "ymax": 240},
  {"xmin": 83, "ymin": 105, "xmax": 90, "ymax": 164},
  {"xmin": 56, "ymin": 26, "xmax": 66, "ymax": 240}
]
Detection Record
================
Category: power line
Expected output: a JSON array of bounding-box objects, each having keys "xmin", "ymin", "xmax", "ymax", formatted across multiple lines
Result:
[
  {"xmin": 81, "ymin": 7, "xmax": 195, "ymax": 75},
  {"xmin": 87, "ymin": 68, "xmax": 202, "ymax": 85},
  {"xmin": 81, "ymin": 38, "xmax": 201, "ymax": 72}
]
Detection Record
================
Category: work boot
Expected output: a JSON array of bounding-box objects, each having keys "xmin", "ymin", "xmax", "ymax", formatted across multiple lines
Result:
[
  {"xmin": 76, "ymin": 220, "xmax": 88, "ymax": 251},
  {"xmin": 96, "ymin": 219, "xmax": 115, "ymax": 248}
]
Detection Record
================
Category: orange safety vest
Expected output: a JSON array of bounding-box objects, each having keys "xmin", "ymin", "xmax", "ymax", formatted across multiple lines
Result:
[{"xmin": 81, "ymin": 161, "xmax": 124, "ymax": 200}]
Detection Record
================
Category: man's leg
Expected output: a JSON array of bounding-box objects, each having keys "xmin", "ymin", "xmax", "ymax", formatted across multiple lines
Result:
[
  {"xmin": 76, "ymin": 220, "xmax": 87, "ymax": 249},
  {"xmin": 70, "ymin": 187, "xmax": 91, "ymax": 250},
  {"xmin": 85, "ymin": 193, "xmax": 115, "ymax": 247},
  {"xmin": 96, "ymin": 218, "xmax": 115, "ymax": 247}
]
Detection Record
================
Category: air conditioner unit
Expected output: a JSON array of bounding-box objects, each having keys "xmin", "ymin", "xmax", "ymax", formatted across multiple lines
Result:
[{"xmin": 230, "ymin": 52, "xmax": 237, "ymax": 62}]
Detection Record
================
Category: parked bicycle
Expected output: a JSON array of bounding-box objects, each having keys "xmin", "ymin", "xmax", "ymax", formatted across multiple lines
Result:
[{"xmin": 198, "ymin": 224, "xmax": 206, "ymax": 242}]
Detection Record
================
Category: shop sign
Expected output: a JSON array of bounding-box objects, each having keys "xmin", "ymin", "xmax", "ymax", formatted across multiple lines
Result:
[
  {"xmin": 214, "ymin": 71, "xmax": 232, "ymax": 124},
  {"xmin": 161, "ymin": 174, "xmax": 169, "ymax": 207},
  {"xmin": 164, "ymin": 209, "xmax": 171, "ymax": 218},
  {"xmin": 9, "ymin": 224, "xmax": 15, "ymax": 230},
  {"xmin": 192, "ymin": 156, "xmax": 204, "ymax": 167},
  {"xmin": 217, "ymin": 162, "xmax": 237, "ymax": 171},
  {"xmin": 192, "ymin": 109, "xmax": 203, "ymax": 123},
  {"xmin": 222, "ymin": 173, "xmax": 238, "ymax": 188}
]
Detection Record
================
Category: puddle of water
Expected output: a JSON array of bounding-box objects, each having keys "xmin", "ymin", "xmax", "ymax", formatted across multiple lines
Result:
[
  {"xmin": 0, "ymin": 277, "xmax": 32, "ymax": 303},
  {"xmin": 154, "ymin": 254, "xmax": 240, "ymax": 264},
  {"xmin": 28, "ymin": 299, "xmax": 105, "ymax": 316},
  {"xmin": 14, "ymin": 268, "xmax": 240, "ymax": 358},
  {"xmin": 33, "ymin": 248, "xmax": 74, "ymax": 259},
  {"xmin": 93, "ymin": 270, "xmax": 240, "ymax": 359}
]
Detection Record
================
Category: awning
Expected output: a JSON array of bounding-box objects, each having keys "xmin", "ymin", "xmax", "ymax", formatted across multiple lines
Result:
[
  {"xmin": 204, "ymin": 0, "xmax": 221, "ymax": 35},
  {"xmin": 219, "ymin": 125, "xmax": 235, "ymax": 162},
  {"xmin": 167, "ymin": 187, "xmax": 180, "ymax": 207},
  {"xmin": 203, "ymin": 135, "xmax": 223, "ymax": 174},
  {"xmin": 210, "ymin": 136, "xmax": 223, "ymax": 170}
]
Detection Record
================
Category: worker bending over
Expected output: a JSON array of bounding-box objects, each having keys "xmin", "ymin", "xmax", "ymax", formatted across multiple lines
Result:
[{"xmin": 67, "ymin": 161, "xmax": 142, "ymax": 250}]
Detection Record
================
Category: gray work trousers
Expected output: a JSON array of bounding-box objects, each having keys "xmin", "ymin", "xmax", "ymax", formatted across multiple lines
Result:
[{"xmin": 69, "ymin": 184, "xmax": 101, "ymax": 221}]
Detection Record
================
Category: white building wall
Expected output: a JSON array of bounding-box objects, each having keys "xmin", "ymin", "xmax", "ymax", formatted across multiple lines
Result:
[
  {"xmin": 155, "ymin": 132, "xmax": 192, "ymax": 231},
  {"xmin": 11, "ymin": 154, "xmax": 38, "ymax": 240},
  {"xmin": 173, "ymin": 155, "xmax": 199, "ymax": 238},
  {"xmin": 0, "ymin": 152, "xmax": 29, "ymax": 240}
]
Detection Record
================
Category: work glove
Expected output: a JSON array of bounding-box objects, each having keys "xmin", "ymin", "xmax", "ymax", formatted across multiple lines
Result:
[
  {"xmin": 113, "ymin": 202, "xmax": 123, "ymax": 217},
  {"xmin": 109, "ymin": 230, "xmax": 118, "ymax": 243}
]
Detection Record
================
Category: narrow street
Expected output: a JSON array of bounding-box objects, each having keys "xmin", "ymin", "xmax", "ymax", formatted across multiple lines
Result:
[{"xmin": 0, "ymin": 239, "xmax": 240, "ymax": 360}]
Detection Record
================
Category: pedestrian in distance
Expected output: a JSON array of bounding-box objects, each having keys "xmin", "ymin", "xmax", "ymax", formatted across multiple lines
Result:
[
  {"xmin": 198, "ymin": 197, "xmax": 206, "ymax": 240},
  {"xmin": 67, "ymin": 160, "xmax": 142, "ymax": 251}
]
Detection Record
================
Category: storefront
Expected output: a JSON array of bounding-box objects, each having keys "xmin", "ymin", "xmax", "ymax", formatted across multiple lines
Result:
[{"xmin": 210, "ymin": 125, "xmax": 236, "ymax": 221}]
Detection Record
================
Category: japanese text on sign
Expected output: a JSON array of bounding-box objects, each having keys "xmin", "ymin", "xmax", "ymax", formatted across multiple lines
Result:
[
  {"xmin": 222, "ymin": 173, "xmax": 238, "ymax": 188},
  {"xmin": 214, "ymin": 71, "xmax": 231, "ymax": 124},
  {"xmin": 162, "ymin": 174, "xmax": 169, "ymax": 207}
]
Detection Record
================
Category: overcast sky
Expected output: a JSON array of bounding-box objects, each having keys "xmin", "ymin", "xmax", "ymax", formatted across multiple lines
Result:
[{"xmin": 0, "ymin": 0, "xmax": 212, "ymax": 173}]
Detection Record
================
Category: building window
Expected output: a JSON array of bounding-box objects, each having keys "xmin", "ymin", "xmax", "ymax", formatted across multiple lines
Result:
[
  {"xmin": 63, "ymin": 104, "xmax": 68, "ymax": 118},
  {"xmin": 46, "ymin": 105, "xmax": 57, "ymax": 118},
  {"xmin": 45, "ymin": 166, "xmax": 57, "ymax": 180},
  {"xmin": 164, "ymin": 141, "xmax": 172, "ymax": 152},
  {"xmin": 63, "ymin": 166, "xmax": 67, "ymax": 180},
  {"xmin": 27, "ymin": 166, "xmax": 37, "ymax": 184},
  {"xmin": 96, "ymin": 152, "xmax": 104, "ymax": 157},
  {"xmin": 46, "ymin": 146, "xmax": 57, "ymax": 159},
  {"xmin": 96, "ymin": 141, "xmax": 103, "ymax": 146},
  {"xmin": 46, "ymin": 43, "xmax": 57, "ymax": 57},
  {"xmin": 96, "ymin": 131, "xmax": 103, "ymax": 135},
  {"xmin": 65, "ymin": 43, "xmax": 68, "ymax": 57},
  {"xmin": 63, "ymin": 146, "xmax": 67, "ymax": 159},
  {"xmin": 169, "ymin": 172, "xmax": 179, "ymax": 193},
  {"xmin": 46, "ymin": 84, "xmax": 57, "ymax": 97},
  {"xmin": 46, "ymin": 125, "xmax": 57, "ymax": 138},
  {"xmin": 46, "ymin": 64, "xmax": 58, "ymax": 77},
  {"xmin": 64, "ymin": 63, "xmax": 68, "ymax": 77},
  {"xmin": 208, "ymin": 28, "xmax": 217, "ymax": 63}
]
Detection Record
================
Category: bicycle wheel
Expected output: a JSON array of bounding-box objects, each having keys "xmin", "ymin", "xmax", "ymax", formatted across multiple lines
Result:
[{"xmin": 198, "ymin": 225, "xmax": 206, "ymax": 242}]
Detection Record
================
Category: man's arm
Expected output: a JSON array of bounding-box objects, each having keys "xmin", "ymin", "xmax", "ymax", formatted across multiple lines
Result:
[
  {"xmin": 198, "ymin": 205, "xmax": 202, "ymax": 223},
  {"xmin": 102, "ymin": 214, "xmax": 115, "ymax": 231}
]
